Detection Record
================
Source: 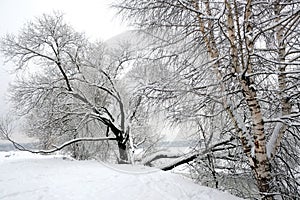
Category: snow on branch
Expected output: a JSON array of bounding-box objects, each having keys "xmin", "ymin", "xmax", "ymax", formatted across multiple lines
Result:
[
  {"xmin": 142, "ymin": 151, "xmax": 181, "ymax": 166},
  {"xmin": 160, "ymin": 138, "xmax": 235, "ymax": 171},
  {"xmin": 266, "ymin": 122, "xmax": 283, "ymax": 158}
]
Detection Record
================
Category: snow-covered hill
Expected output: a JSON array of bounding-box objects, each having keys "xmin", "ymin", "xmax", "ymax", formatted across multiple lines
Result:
[{"xmin": 0, "ymin": 151, "xmax": 243, "ymax": 200}]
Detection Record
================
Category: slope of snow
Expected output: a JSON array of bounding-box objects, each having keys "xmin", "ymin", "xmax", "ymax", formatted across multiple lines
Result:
[{"xmin": 0, "ymin": 151, "xmax": 243, "ymax": 200}]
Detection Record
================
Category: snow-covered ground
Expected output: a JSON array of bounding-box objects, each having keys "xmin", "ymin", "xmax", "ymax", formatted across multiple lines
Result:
[{"xmin": 0, "ymin": 151, "xmax": 243, "ymax": 200}]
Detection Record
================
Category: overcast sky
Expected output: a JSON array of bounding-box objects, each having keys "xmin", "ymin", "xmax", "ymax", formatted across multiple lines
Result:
[{"xmin": 0, "ymin": 0, "xmax": 129, "ymax": 116}]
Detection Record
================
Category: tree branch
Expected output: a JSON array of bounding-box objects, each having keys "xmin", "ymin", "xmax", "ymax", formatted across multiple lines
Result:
[{"xmin": 5, "ymin": 134, "xmax": 117, "ymax": 154}]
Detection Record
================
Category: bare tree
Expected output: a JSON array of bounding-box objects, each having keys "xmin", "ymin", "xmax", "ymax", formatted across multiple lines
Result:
[
  {"xmin": 0, "ymin": 12, "xmax": 140, "ymax": 163},
  {"xmin": 114, "ymin": 0, "xmax": 300, "ymax": 199},
  {"xmin": 0, "ymin": 115, "xmax": 14, "ymax": 140}
]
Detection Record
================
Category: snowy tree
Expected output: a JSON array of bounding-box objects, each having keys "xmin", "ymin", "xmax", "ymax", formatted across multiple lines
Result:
[
  {"xmin": 0, "ymin": 12, "xmax": 140, "ymax": 163},
  {"xmin": 114, "ymin": 0, "xmax": 300, "ymax": 199},
  {"xmin": 0, "ymin": 115, "xmax": 14, "ymax": 140}
]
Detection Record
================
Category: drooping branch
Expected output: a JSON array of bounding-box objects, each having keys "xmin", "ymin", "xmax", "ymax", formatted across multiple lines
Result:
[{"xmin": 5, "ymin": 133, "xmax": 117, "ymax": 154}]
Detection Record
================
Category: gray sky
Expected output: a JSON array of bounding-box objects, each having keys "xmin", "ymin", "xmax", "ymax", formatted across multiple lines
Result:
[{"xmin": 0, "ymin": 0, "xmax": 128, "ymax": 116}]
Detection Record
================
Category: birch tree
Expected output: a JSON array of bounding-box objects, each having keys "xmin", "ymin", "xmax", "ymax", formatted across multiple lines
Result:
[{"xmin": 114, "ymin": 0, "xmax": 300, "ymax": 199}]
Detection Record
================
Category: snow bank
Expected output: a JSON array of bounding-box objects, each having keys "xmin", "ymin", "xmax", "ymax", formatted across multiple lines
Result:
[{"xmin": 0, "ymin": 151, "xmax": 243, "ymax": 200}]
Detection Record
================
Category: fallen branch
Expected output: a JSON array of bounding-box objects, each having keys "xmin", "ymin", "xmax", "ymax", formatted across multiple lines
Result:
[
  {"xmin": 142, "ymin": 151, "xmax": 181, "ymax": 166},
  {"xmin": 159, "ymin": 137, "xmax": 235, "ymax": 171}
]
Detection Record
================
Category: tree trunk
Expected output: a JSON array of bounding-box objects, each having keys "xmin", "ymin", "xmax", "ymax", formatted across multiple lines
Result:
[
  {"xmin": 197, "ymin": 1, "xmax": 273, "ymax": 197},
  {"xmin": 240, "ymin": 76, "xmax": 273, "ymax": 200},
  {"xmin": 117, "ymin": 142, "xmax": 129, "ymax": 163}
]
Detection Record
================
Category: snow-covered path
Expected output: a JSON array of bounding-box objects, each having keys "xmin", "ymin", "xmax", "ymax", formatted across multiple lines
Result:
[{"xmin": 0, "ymin": 151, "xmax": 243, "ymax": 200}]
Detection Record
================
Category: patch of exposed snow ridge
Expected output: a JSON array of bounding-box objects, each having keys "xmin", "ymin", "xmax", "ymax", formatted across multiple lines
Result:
[{"xmin": 0, "ymin": 151, "xmax": 243, "ymax": 200}]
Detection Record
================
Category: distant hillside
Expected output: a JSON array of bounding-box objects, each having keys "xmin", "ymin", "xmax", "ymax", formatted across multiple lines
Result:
[{"xmin": 105, "ymin": 30, "xmax": 148, "ymax": 48}]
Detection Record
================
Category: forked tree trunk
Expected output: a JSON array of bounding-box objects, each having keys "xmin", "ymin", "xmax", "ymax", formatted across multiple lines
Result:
[{"xmin": 194, "ymin": 1, "xmax": 274, "ymax": 199}]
